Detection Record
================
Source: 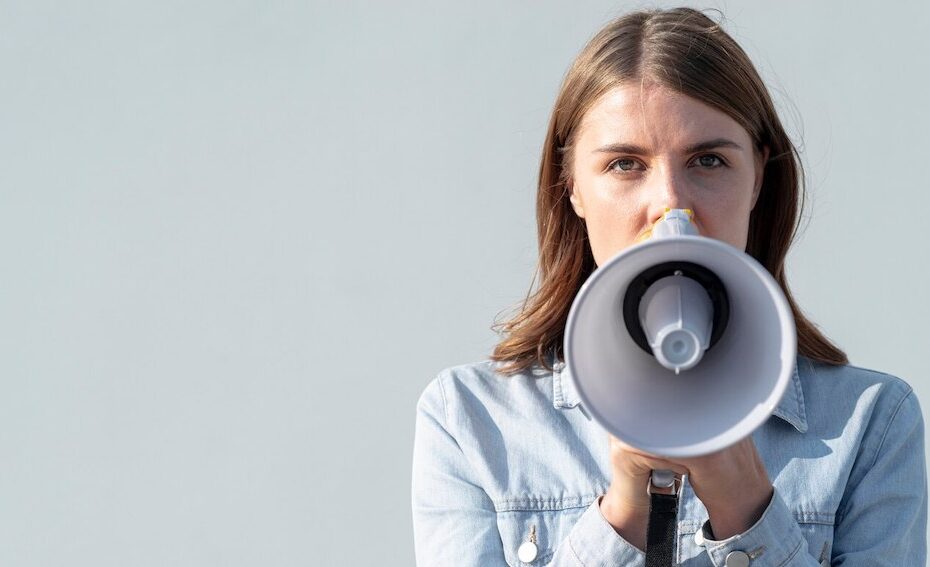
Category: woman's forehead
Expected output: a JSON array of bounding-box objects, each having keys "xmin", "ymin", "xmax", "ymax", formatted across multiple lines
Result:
[{"xmin": 576, "ymin": 84, "xmax": 752, "ymax": 153}]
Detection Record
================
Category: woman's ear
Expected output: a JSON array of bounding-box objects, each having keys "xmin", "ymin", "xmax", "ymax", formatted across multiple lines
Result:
[
  {"xmin": 568, "ymin": 183, "xmax": 585, "ymax": 218},
  {"xmin": 751, "ymin": 145, "xmax": 770, "ymax": 209}
]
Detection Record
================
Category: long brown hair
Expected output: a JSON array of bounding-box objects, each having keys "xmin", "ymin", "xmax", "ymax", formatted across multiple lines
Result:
[{"xmin": 491, "ymin": 7, "xmax": 847, "ymax": 375}]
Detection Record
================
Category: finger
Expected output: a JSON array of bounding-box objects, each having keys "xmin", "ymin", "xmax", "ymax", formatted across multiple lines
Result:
[
  {"xmin": 629, "ymin": 457, "xmax": 689, "ymax": 477},
  {"xmin": 617, "ymin": 450, "xmax": 689, "ymax": 476},
  {"xmin": 608, "ymin": 436, "xmax": 677, "ymax": 460},
  {"xmin": 608, "ymin": 437, "xmax": 690, "ymax": 474}
]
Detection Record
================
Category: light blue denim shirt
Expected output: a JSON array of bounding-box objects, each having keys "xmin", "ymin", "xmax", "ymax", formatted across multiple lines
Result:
[{"xmin": 411, "ymin": 355, "xmax": 927, "ymax": 566}]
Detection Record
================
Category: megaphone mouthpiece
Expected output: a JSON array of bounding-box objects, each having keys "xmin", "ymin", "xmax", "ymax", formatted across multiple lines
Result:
[{"xmin": 652, "ymin": 208, "xmax": 699, "ymax": 239}]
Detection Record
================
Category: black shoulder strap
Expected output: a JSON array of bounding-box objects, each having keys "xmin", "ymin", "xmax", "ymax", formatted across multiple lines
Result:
[{"xmin": 645, "ymin": 490, "xmax": 678, "ymax": 567}]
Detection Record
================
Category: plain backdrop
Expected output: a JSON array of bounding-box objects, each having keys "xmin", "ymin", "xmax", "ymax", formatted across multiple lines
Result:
[{"xmin": 2, "ymin": 1, "xmax": 928, "ymax": 565}]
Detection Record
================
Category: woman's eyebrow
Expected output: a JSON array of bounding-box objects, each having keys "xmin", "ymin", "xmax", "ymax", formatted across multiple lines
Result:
[
  {"xmin": 683, "ymin": 138, "xmax": 744, "ymax": 154},
  {"xmin": 593, "ymin": 138, "xmax": 745, "ymax": 155},
  {"xmin": 592, "ymin": 142, "xmax": 649, "ymax": 155}
]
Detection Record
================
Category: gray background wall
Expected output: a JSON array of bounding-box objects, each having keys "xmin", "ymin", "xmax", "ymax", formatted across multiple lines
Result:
[{"xmin": 2, "ymin": 1, "xmax": 928, "ymax": 565}]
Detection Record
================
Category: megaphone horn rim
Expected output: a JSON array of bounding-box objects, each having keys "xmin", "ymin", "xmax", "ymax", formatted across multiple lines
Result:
[{"xmin": 563, "ymin": 235, "xmax": 798, "ymax": 457}]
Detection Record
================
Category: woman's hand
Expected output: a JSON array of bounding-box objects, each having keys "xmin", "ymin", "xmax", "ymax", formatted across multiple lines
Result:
[
  {"xmin": 678, "ymin": 436, "xmax": 774, "ymax": 539},
  {"xmin": 598, "ymin": 436, "xmax": 689, "ymax": 551},
  {"xmin": 599, "ymin": 434, "xmax": 773, "ymax": 551}
]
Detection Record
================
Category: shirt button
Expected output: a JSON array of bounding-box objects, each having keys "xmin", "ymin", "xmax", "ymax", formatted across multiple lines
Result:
[
  {"xmin": 693, "ymin": 529, "xmax": 705, "ymax": 546},
  {"xmin": 517, "ymin": 541, "xmax": 538, "ymax": 562},
  {"xmin": 725, "ymin": 551, "xmax": 750, "ymax": 567}
]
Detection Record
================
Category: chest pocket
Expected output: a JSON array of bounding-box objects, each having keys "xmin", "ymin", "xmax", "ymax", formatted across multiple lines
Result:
[
  {"xmin": 495, "ymin": 505, "xmax": 588, "ymax": 566},
  {"xmin": 796, "ymin": 517, "xmax": 834, "ymax": 565}
]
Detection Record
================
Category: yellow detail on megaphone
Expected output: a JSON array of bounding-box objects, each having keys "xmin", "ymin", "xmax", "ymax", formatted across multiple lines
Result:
[{"xmin": 636, "ymin": 208, "xmax": 697, "ymax": 243}]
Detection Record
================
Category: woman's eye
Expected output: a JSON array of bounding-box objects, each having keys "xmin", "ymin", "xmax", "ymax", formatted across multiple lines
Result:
[
  {"xmin": 694, "ymin": 154, "xmax": 724, "ymax": 168},
  {"xmin": 608, "ymin": 158, "xmax": 641, "ymax": 172}
]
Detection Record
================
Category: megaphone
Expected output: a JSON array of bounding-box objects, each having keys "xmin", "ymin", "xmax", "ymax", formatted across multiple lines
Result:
[{"xmin": 563, "ymin": 209, "xmax": 796, "ymax": 459}]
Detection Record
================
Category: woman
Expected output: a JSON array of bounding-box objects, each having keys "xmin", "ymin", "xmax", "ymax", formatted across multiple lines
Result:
[{"xmin": 412, "ymin": 8, "xmax": 927, "ymax": 566}]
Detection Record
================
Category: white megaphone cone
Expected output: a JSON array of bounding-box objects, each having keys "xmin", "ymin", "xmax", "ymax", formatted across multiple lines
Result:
[{"xmin": 563, "ymin": 209, "xmax": 796, "ymax": 473}]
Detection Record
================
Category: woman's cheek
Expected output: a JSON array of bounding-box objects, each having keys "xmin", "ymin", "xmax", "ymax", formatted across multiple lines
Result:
[{"xmin": 589, "ymin": 222, "xmax": 639, "ymax": 265}]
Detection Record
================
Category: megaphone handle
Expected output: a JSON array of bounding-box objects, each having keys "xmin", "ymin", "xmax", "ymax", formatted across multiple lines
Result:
[{"xmin": 650, "ymin": 469, "xmax": 677, "ymax": 491}]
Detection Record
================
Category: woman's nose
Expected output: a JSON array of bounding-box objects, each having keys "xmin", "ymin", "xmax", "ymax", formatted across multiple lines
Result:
[{"xmin": 646, "ymin": 169, "xmax": 692, "ymax": 222}]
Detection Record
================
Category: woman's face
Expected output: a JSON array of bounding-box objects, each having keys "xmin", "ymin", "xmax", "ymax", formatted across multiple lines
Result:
[{"xmin": 568, "ymin": 83, "xmax": 768, "ymax": 266}]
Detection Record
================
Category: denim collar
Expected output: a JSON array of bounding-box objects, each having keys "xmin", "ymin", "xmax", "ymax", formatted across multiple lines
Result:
[{"xmin": 552, "ymin": 356, "xmax": 808, "ymax": 433}]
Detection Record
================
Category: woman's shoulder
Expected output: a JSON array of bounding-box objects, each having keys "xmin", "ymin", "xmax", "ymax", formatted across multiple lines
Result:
[
  {"xmin": 797, "ymin": 356, "xmax": 922, "ymax": 434},
  {"xmin": 417, "ymin": 358, "xmax": 556, "ymax": 416},
  {"xmin": 803, "ymin": 356, "xmax": 910, "ymax": 386},
  {"xmin": 800, "ymin": 357, "xmax": 914, "ymax": 399}
]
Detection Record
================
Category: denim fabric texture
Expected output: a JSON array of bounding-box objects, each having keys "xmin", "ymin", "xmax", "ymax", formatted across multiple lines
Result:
[{"xmin": 411, "ymin": 355, "xmax": 927, "ymax": 566}]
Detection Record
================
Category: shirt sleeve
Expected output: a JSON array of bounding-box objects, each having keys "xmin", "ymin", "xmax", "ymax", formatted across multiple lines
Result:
[
  {"xmin": 830, "ymin": 387, "xmax": 927, "ymax": 565},
  {"xmin": 411, "ymin": 377, "xmax": 505, "ymax": 565},
  {"xmin": 700, "ymin": 489, "xmax": 820, "ymax": 566},
  {"xmin": 548, "ymin": 496, "xmax": 645, "ymax": 565},
  {"xmin": 411, "ymin": 376, "xmax": 646, "ymax": 566},
  {"xmin": 701, "ymin": 387, "xmax": 927, "ymax": 566}
]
